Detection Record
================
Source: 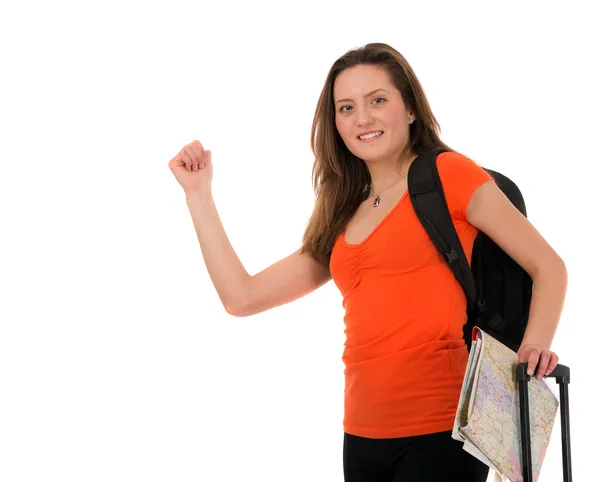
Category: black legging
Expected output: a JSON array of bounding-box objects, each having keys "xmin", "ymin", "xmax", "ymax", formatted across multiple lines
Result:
[{"xmin": 343, "ymin": 429, "xmax": 490, "ymax": 482}]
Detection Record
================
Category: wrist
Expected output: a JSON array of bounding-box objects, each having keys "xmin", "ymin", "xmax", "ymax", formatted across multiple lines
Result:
[
  {"xmin": 519, "ymin": 340, "xmax": 550, "ymax": 352},
  {"xmin": 185, "ymin": 189, "xmax": 213, "ymax": 204}
]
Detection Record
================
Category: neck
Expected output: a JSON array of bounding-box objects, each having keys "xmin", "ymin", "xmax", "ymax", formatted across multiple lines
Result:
[{"xmin": 367, "ymin": 151, "xmax": 417, "ymax": 196}]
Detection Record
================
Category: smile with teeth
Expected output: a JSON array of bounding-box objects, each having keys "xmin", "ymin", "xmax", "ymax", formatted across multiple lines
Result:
[{"xmin": 358, "ymin": 131, "xmax": 384, "ymax": 141}]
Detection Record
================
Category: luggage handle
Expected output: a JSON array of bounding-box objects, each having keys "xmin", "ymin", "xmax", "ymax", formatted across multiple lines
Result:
[{"xmin": 516, "ymin": 363, "xmax": 572, "ymax": 482}]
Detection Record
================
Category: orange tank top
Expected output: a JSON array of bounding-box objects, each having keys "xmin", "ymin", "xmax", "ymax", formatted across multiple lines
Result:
[{"xmin": 329, "ymin": 151, "xmax": 493, "ymax": 439}]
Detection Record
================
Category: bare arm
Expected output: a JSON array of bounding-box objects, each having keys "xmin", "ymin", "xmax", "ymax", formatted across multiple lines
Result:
[
  {"xmin": 185, "ymin": 191, "xmax": 331, "ymax": 317},
  {"xmin": 239, "ymin": 247, "xmax": 332, "ymax": 317}
]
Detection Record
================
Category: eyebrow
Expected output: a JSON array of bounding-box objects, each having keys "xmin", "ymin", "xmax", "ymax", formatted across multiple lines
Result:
[{"xmin": 335, "ymin": 88, "xmax": 389, "ymax": 105}]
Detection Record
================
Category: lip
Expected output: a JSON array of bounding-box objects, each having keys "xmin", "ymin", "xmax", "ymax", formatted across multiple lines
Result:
[{"xmin": 357, "ymin": 130, "xmax": 384, "ymax": 142}]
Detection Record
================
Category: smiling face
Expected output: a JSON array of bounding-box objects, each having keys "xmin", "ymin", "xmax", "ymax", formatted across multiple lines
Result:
[{"xmin": 333, "ymin": 64, "xmax": 414, "ymax": 163}]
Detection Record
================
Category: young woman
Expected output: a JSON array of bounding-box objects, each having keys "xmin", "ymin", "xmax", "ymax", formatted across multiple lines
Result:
[{"xmin": 168, "ymin": 42, "xmax": 567, "ymax": 482}]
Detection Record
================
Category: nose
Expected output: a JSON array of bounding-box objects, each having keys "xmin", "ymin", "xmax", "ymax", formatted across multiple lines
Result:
[{"xmin": 355, "ymin": 110, "xmax": 374, "ymax": 127}]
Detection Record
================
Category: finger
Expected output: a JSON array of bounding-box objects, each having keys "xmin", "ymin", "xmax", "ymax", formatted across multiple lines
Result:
[
  {"xmin": 527, "ymin": 350, "xmax": 540, "ymax": 377},
  {"xmin": 546, "ymin": 353, "xmax": 559, "ymax": 375},
  {"xmin": 190, "ymin": 142, "xmax": 205, "ymax": 170},
  {"xmin": 181, "ymin": 151, "xmax": 192, "ymax": 172},
  {"xmin": 517, "ymin": 344, "xmax": 533, "ymax": 364},
  {"xmin": 190, "ymin": 141, "xmax": 203, "ymax": 171},
  {"xmin": 536, "ymin": 351, "xmax": 551, "ymax": 380},
  {"xmin": 192, "ymin": 139, "xmax": 206, "ymax": 155},
  {"xmin": 184, "ymin": 143, "xmax": 199, "ymax": 171},
  {"xmin": 181, "ymin": 149, "xmax": 194, "ymax": 172},
  {"xmin": 191, "ymin": 139, "xmax": 205, "ymax": 157}
]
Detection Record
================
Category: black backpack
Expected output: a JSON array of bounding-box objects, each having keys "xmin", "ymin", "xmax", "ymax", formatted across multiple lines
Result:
[{"xmin": 407, "ymin": 148, "xmax": 533, "ymax": 352}]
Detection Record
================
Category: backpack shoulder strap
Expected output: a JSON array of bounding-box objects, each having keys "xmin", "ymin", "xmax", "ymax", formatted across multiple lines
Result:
[{"xmin": 407, "ymin": 149, "xmax": 478, "ymax": 312}]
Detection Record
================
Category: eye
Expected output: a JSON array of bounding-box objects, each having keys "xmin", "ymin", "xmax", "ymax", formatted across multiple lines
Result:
[{"xmin": 339, "ymin": 97, "xmax": 386, "ymax": 113}]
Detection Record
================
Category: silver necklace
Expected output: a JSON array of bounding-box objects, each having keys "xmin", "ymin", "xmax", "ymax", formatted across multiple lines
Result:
[{"xmin": 371, "ymin": 178, "xmax": 404, "ymax": 207}]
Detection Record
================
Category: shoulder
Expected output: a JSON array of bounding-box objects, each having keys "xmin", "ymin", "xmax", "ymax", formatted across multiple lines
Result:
[
  {"xmin": 436, "ymin": 150, "xmax": 486, "ymax": 174},
  {"xmin": 436, "ymin": 150, "xmax": 493, "ymax": 186},
  {"xmin": 434, "ymin": 150, "xmax": 495, "ymax": 219}
]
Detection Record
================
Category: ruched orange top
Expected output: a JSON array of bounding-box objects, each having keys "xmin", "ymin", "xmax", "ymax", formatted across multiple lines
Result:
[{"xmin": 329, "ymin": 151, "xmax": 493, "ymax": 439}]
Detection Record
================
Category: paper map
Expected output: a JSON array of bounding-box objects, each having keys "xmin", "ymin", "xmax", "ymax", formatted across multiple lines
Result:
[{"xmin": 452, "ymin": 327, "xmax": 559, "ymax": 482}]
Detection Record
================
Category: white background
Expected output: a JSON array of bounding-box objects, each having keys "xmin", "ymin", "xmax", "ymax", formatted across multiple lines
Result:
[{"xmin": 1, "ymin": 1, "xmax": 597, "ymax": 481}]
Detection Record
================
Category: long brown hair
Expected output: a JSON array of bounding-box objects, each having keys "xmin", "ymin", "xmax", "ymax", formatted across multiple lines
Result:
[{"xmin": 300, "ymin": 42, "xmax": 454, "ymax": 268}]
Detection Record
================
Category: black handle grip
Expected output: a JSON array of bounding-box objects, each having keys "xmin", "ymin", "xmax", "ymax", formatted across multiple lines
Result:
[
  {"xmin": 516, "ymin": 362, "xmax": 572, "ymax": 482},
  {"xmin": 516, "ymin": 362, "xmax": 570, "ymax": 383}
]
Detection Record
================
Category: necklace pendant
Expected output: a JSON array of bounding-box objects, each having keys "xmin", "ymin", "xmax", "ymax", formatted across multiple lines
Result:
[{"xmin": 373, "ymin": 195, "xmax": 380, "ymax": 207}]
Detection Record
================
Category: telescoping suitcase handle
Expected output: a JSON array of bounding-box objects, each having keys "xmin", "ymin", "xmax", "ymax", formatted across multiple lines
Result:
[{"xmin": 516, "ymin": 363, "xmax": 572, "ymax": 482}]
